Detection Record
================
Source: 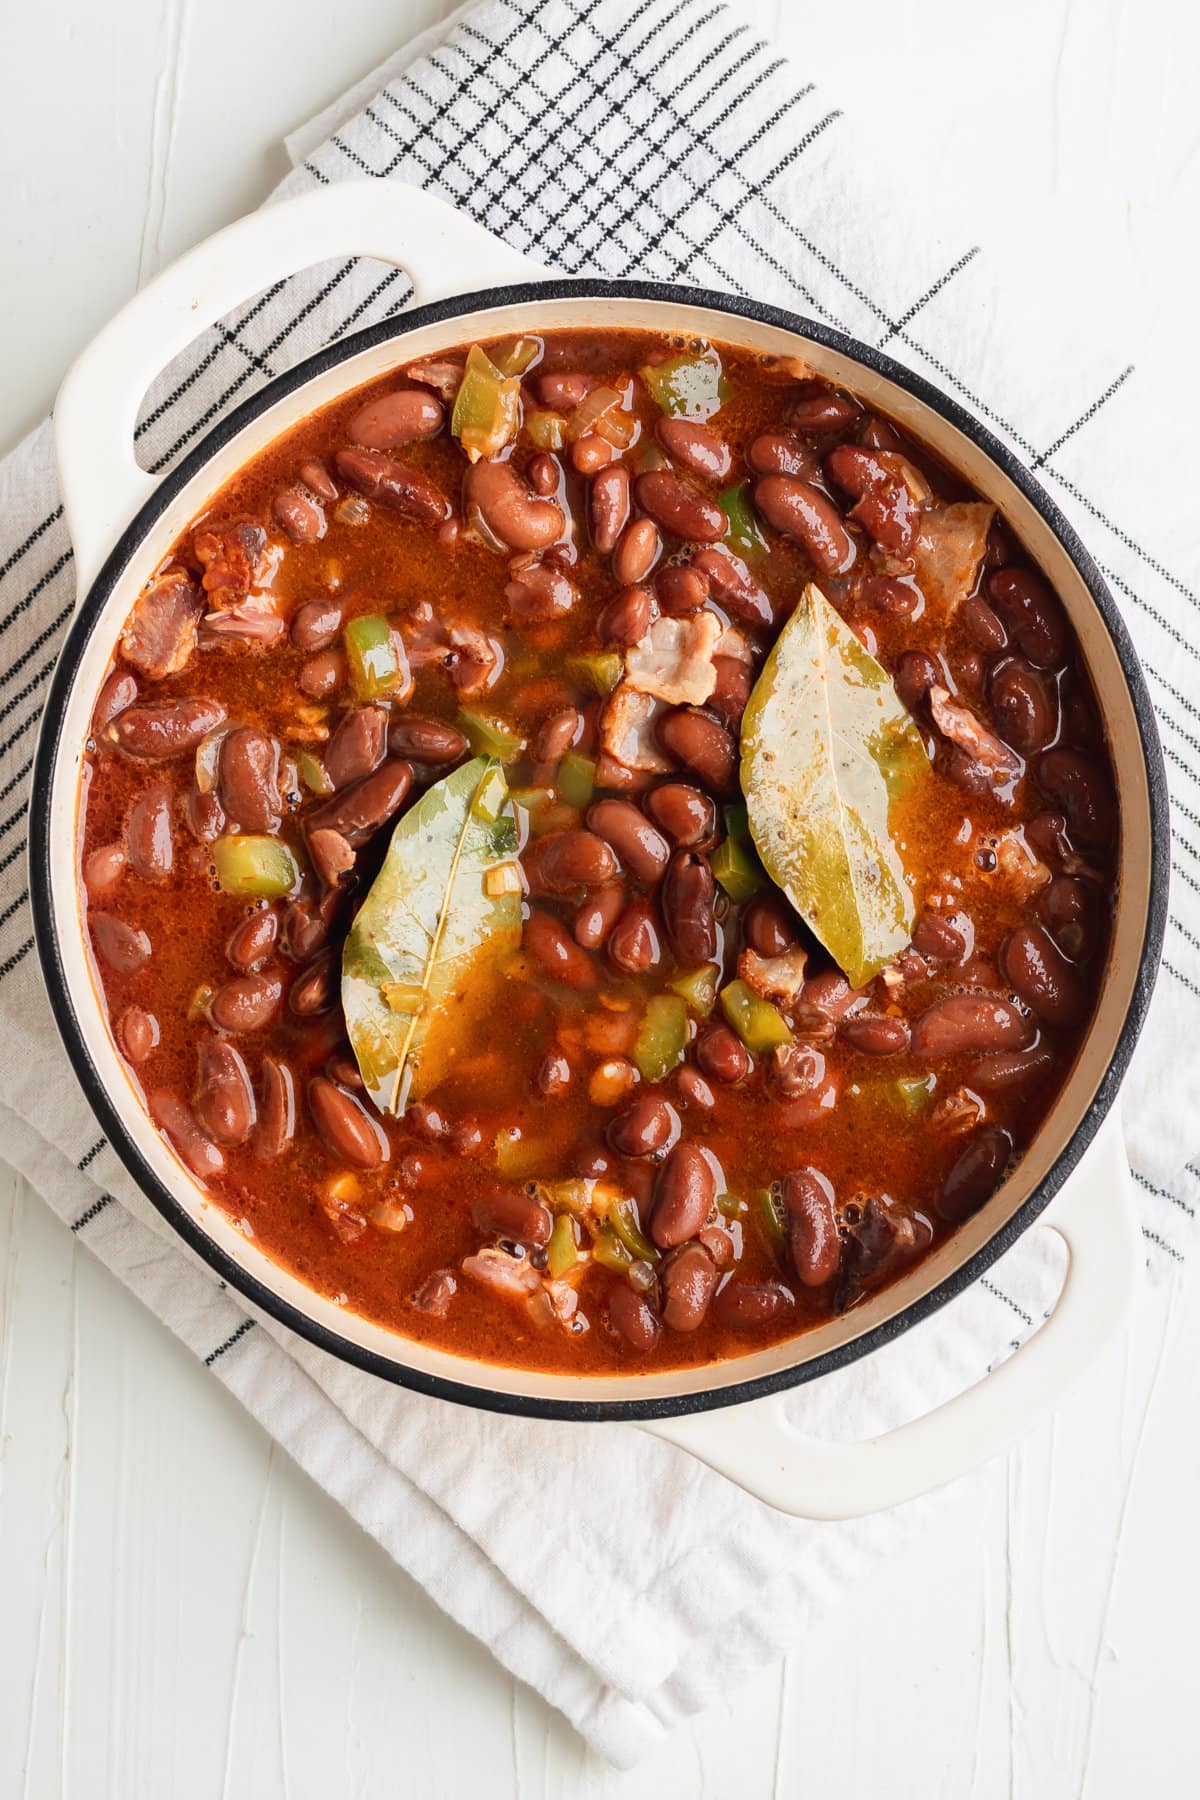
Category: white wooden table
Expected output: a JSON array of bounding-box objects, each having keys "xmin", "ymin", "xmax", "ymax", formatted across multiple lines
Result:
[{"xmin": 2, "ymin": 2, "xmax": 1196, "ymax": 1793}]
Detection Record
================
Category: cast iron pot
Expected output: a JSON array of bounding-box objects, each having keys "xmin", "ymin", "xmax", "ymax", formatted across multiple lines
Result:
[{"xmin": 31, "ymin": 183, "xmax": 1169, "ymax": 1517}]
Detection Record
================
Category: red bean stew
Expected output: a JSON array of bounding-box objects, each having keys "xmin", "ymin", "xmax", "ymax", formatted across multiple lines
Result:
[{"xmin": 78, "ymin": 329, "xmax": 1116, "ymax": 1372}]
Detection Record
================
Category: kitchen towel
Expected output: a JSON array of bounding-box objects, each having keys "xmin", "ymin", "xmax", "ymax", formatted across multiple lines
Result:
[{"xmin": 1, "ymin": 0, "xmax": 1198, "ymax": 1768}]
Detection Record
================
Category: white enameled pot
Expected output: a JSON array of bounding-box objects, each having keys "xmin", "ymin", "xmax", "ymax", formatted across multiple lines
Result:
[{"xmin": 32, "ymin": 182, "xmax": 1168, "ymax": 1519}]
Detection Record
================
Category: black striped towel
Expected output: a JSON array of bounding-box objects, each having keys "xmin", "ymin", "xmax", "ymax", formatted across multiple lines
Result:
[{"xmin": 0, "ymin": 0, "xmax": 1195, "ymax": 1766}]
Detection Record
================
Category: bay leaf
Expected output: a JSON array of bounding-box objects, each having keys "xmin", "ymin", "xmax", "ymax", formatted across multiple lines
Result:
[
  {"xmin": 341, "ymin": 755, "xmax": 522, "ymax": 1115},
  {"xmin": 741, "ymin": 583, "xmax": 931, "ymax": 987}
]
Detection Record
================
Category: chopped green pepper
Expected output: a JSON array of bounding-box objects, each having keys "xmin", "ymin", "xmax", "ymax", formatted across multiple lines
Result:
[
  {"xmin": 639, "ymin": 351, "xmax": 723, "ymax": 419},
  {"xmin": 633, "ymin": 994, "xmax": 688, "ymax": 1084},
  {"xmin": 717, "ymin": 482, "xmax": 768, "ymax": 561},
  {"xmin": 344, "ymin": 613, "xmax": 404, "ymax": 702},
  {"xmin": 556, "ymin": 752, "xmax": 596, "ymax": 810},
  {"xmin": 296, "ymin": 750, "xmax": 334, "ymax": 797},
  {"xmin": 490, "ymin": 335, "xmax": 542, "ymax": 377},
  {"xmin": 888, "ymin": 1072, "xmax": 938, "ymax": 1116},
  {"xmin": 450, "ymin": 343, "xmax": 520, "ymax": 461},
  {"xmin": 753, "ymin": 1186, "xmax": 789, "ymax": 1258},
  {"xmin": 546, "ymin": 1212, "xmax": 580, "ymax": 1278},
  {"xmin": 666, "ymin": 963, "xmax": 720, "ymax": 1017},
  {"xmin": 540, "ymin": 1179, "xmax": 592, "ymax": 1217},
  {"xmin": 608, "ymin": 1197, "xmax": 659, "ymax": 1264},
  {"xmin": 212, "ymin": 835, "xmax": 301, "ymax": 899},
  {"xmin": 717, "ymin": 1191, "xmax": 747, "ymax": 1221},
  {"xmin": 723, "ymin": 802, "xmax": 751, "ymax": 842},
  {"xmin": 720, "ymin": 978, "xmax": 793, "ymax": 1053},
  {"xmin": 592, "ymin": 1227, "xmax": 633, "ymax": 1273},
  {"xmin": 565, "ymin": 652, "xmax": 624, "ymax": 697},
  {"xmin": 507, "ymin": 783, "xmax": 555, "ymax": 822},
  {"xmin": 457, "ymin": 709, "xmax": 526, "ymax": 762},
  {"xmin": 525, "ymin": 409, "xmax": 566, "ymax": 451},
  {"xmin": 712, "ymin": 836, "xmax": 767, "ymax": 904}
]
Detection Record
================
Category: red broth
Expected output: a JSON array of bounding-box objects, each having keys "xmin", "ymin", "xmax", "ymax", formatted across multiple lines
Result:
[{"xmin": 77, "ymin": 329, "xmax": 1115, "ymax": 1373}]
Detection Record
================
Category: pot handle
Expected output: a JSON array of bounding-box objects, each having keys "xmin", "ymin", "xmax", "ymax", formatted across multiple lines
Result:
[
  {"xmin": 640, "ymin": 1110, "xmax": 1138, "ymax": 1518},
  {"xmin": 54, "ymin": 180, "xmax": 546, "ymax": 592}
]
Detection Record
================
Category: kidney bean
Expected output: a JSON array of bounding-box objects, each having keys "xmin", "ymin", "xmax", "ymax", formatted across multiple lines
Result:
[
  {"xmin": 326, "ymin": 1052, "xmax": 363, "ymax": 1092},
  {"xmin": 309, "ymin": 760, "xmax": 412, "ymax": 846},
  {"xmin": 691, "ymin": 547, "xmax": 773, "ymax": 628},
  {"xmin": 254, "ymin": 1056, "xmax": 297, "ymax": 1159},
  {"xmin": 119, "ymin": 1005, "xmax": 159, "ymax": 1064},
  {"xmin": 634, "ymin": 470, "xmax": 725, "ymax": 543},
  {"xmin": 643, "ymin": 782, "xmax": 715, "ymax": 847},
  {"xmin": 525, "ymin": 828, "xmax": 618, "ymax": 893},
  {"xmin": 987, "ymin": 567, "xmax": 1067, "ymax": 669},
  {"xmin": 655, "ymin": 563, "xmax": 709, "ymax": 617},
  {"xmin": 661, "ymin": 850, "xmax": 718, "ymax": 964},
  {"xmin": 524, "ymin": 909, "xmax": 597, "ymax": 989},
  {"xmin": 893, "ymin": 650, "xmax": 939, "ymax": 714},
  {"xmin": 912, "ymin": 912, "xmax": 969, "ymax": 963},
  {"xmin": 742, "ymin": 892, "xmax": 800, "ymax": 958},
  {"xmin": 1025, "ymin": 810, "xmax": 1073, "ymax": 865},
  {"xmin": 388, "ymin": 717, "xmax": 468, "ymax": 766},
  {"xmin": 299, "ymin": 460, "xmax": 337, "ymax": 502},
  {"xmin": 961, "ymin": 592, "xmax": 1008, "ymax": 653},
  {"xmin": 291, "ymin": 596, "xmax": 344, "ymax": 651},
  {"xmin": 596, "ymin": 583, "xmax": 653, "ymax": 648},
  {"xmin": 218, "ymin": 727, "xmax": 281, "ymax": 832},
  {"xmin": 272, "ymin": 488, "xmax": 324, "ymax": 544},
  {"xmin": 333, "ymin": 447, "xmax": 451, "ymax": 525},
  {"xmin": 284, "ymin": 901, "xmax": 329, "ymax": 962},
  {"xmin": 587, "ymin": 799, "xmax": 670, "ymax": 881},
  {"xmin": 613, "ymin": 517, "xmax": 660, "ymax": 585},
  {"xmin": 797, "ymin": 970, "xmax": 862, "ymax": 1027},
  {"xmin": 608, "ymin": 897, "xmax": 662, "ymax": 974},
  {"xmin": 347, "ymin": 388, "xmax": 444, "ymax": 448},
  {"xmin": 227, "ymin": 908, "xmax": 278, "ymax": 971},
  {"xmin": 150, "ymin": 1092, "xmax": 225, "ymax": 1180},
  {"xmin": 656, "ymin": 709, "xmax": 736, "ymax": 796},
  {"xmin": 1037, "ymin": 873, "xmax": 1092, "ymax": 940},
  {"xmin": 966, "ymin": 1044, "xmax": 1056, "ymax": 1092},
  {"xmin": 784, "ymin": 387, "xmax": 861, "ymax": 434},
  {"xmin": 471, "ymin": 1190, "xmax": 552, "ymax": 1247},
  {"xmin": 754, "ymin": 476, "xmax": 855, "ymax": 574},
  {"xmin": 325, "ymin": 706, "xmax": 387, "ymax": 790},
  {"xmin": 1037, "ymin": 748, "xmax": 1114, "ymax": 850},
  {"xmin": 124, "ymin": 783, "xmax": 174, "ymax": 883},
  {"xmin": 194, "ymin": 1036, "xmax": 256, "ymax": 1146},
  {"xmin": 464, "ymin": 459, "xmax": 564, "ymax": 551},
  {"xmin": 608, "ymin": 1095, "xmax": 679, "ymax": 1159},
  {"xmin": 571, "ymin": 435, "xmax": 614, "ymax": 475},
  {"xmin": 655, "ymin": 417, "xmax": 731, "ymax": 482},
  {"xmin": 713, "ymin": 1280, "xmax": 792, "ymax": 1330},
  {"xmin": 708, "ymin": 655, "xmax": 752, "ymax": 728},
  {"xmin": 1000, "ymin": 923, "xmax": 1085, "ymax": 1027},
  {"xmin": 298, "ymin": 648, "xmax": 346, "ymax": 699},
  {"xmin": 308, "ymin": 1076, "xmax": 384, "ymax": 1169},
  {"xmin": 526, "ymin": 454, "xmax": 558, "ymax": 498},
  {"xmin": 660, "ymin": 1243, "xmax": 718, "ymax": 1330},
  {"xmin": 289, "ymin": 949, "xmax": 337, "ymax": 1017},
  {"xmin": 783, "ymin": 1168, "xmax": 840, "ymax": 1286},
  {"xmin": 185, "ymin": 788, "xmax": 225, "ymax": 843},
  {"xmin": 696, "ymin": 1022, "xmax": 750, "ymax": 1085},
  {"xmin": 110, "ymin": 698, "xmax": 225, "ymax": 760},
  {"xmin": 84, "ymin": 842, "xmax": 125, "ymax": 899},
  {"xmin": 536, "ymin": 1052, "xmax": 571, "ymax": 1098},
  {"xmin": 746, "ymin": 431, "xmax": 819, "ymax": 478},
  {"xmin": 911, "ymin": 994, "xmax": 1033, "ymax": 1056},
  {"xmin": 307, "ymin": 825, "xmax": 354, "ymax": 888},
  {"xmin": 93, "ymin": 669, "xmax": 138, "ymax": 735},
  {"xmin": 210, "ymin": 970, "xmax": 283, "ymax": 1034},
  {"xmin": 536, "ymin": 371, "xmax": 595, "ymax": 409},
  {"xmin": 862, "ymin": 575, "xmax": 921, "ymax": 617},
  {"xmin": 675, "ymin": 1067, "xmax": 715, "ymax": 1110},
  {"xmin": 937, "ymin": 1127, "xmax": 1012, "ymax": 1222},
  {"xmin": 990, "ymin": 658, "xmax": 1056, "ymax": 756},
  {"xmin": 694, "ymin": 1225, "xmax": 732, "ymax": 1269},
  {"xmin": 608, "ymin": 1283, "xmax": 662, "ymax": 1354},
  {"xmin": 589, "ymin": 464, "xmax": 631, "ymax": 554},
  {"xmin": 574, "ymin": 882, "xmax": 625, "ymax": 949},
  {"xmin": 90, "ymin": 912, "xmax": 151, "ymax": 974},
  {"xmin": 840, "ymin": 1014, "xmax": 911, "ymax": 1055},
  {"xmin": 651, "ymin": 1141, "xmax": 716, "ymax": 1248},
  {"xmin": 824, "ymin": 446, "xmax": 916, "ymax": 554}
]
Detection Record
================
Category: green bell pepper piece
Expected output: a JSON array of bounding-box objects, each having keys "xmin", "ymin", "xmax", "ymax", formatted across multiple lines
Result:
[
  {"xmin": 592, "ymin": 1227, "xmax": 633, "ymax": 1274},
  {"xmin": 717, "ymin": 482, "xmax": 767, "ymax": 560},
  {"xmin": 633, "ymin": 994, "xmax": 688, "ymax": 1084},
  {"xmin": 565, "ymin": 652, "xmax": 623, "ymax": 697},
  {"xmin": 546, "ymin": 1212, "xmax": 580, "ymax": 1278},
  {"xmin": 711, "ymin": 836, "xmax": 767, "ymax": 904},
  {"xmin": 451, "ymin": 343, "xmax": 520, "ymax": 461},
  {"xmin": 212, "ymin": 835, "xmax": 301, "ymax": 899},
  {"xmin": 640, "ymin": 352, "xmax": 722, "ymax": 419},
  {"xmin": 556, "ymin": 752, "xmax": 596, "ymax": 810},
  {"xmin": 720, "ymin": 978, "xmax": 793, "ymax": 1052},
  {"xmin": 457, "ymin": 709, "xmax": 526, "ymax": 762},
  {"xmin": 344, "ymin": 613, "xmax": 403, "ymax": 702},
  {"xmin": 608, "ymin": 1198, "xmax": 659, "ymax": 1264},
  {"xmin": 666, "ymin": 963, "xmax": 720, "ymax": 1018}
]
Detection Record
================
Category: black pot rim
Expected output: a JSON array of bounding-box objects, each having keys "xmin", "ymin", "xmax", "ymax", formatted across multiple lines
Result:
[{"xmin": 30, "ymin": 276, "xmax": 1171, "ymax": 1423}]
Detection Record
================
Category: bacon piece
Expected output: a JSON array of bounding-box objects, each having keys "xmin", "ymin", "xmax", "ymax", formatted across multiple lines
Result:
[
  {"xmin": 625, "ymin": 612, "xmax": 721, "ymax": 706},
  {"xmin": 193, "ymin": 518, "xmax": 271, "ymax": 606},
  {"xmin": 930, "ymin": 685, "xmax": 1020, "ymax": 778},
  {"xmin": 600, "ymin": 684, "xmax": 673, "ymax": 773},
  {"xmin": 121, "ymin": 570, "xmax": 202, "ymax": 678},
  {"xmin": 911, "ymin": 503, "xmax": 994, "ymax": 614},
  {"xmin": 738, "ymin": 945, "xmax": 809, "ymax": 1002}
]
